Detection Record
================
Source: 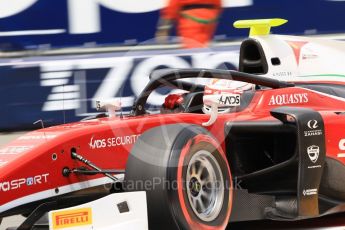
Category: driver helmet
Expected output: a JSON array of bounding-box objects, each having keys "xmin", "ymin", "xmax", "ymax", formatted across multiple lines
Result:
[{"xmin": 202, "ymin": 79, "xmax": 255, "ymax": 114}]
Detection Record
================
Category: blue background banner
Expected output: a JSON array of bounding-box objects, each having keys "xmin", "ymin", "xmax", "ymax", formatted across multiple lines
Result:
[
  {"xmin": 0, "ymin": 46, "xmax": 239, "ymax": 130},
  {"xmin": 0, "ymin": 0, "xmax": 345, "ymax": 50},
  {"xmin": 1, "ymin": 0, "xmax": 345, "ymax": 130}
]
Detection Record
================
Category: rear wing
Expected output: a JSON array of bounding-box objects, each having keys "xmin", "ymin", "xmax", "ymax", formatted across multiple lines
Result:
[{"xmin": 234, "ymin": 18, "xmax": 288, "ymax": 36}]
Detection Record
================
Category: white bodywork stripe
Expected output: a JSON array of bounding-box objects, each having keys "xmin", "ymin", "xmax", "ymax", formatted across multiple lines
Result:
[{"xmin": 0, "ymin": 174, "xmax": 124, "ymax": 213}]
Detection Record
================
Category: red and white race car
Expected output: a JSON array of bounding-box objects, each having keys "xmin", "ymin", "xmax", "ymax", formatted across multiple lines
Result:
[{"xmin": 1, "ymin": 19, "xmax": 345, "ymax": 229}]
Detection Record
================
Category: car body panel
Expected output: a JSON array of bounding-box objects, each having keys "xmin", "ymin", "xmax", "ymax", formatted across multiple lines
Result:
[{"xmin": 2, "ymin": 84, "xmax": 345, "ymax": 214}]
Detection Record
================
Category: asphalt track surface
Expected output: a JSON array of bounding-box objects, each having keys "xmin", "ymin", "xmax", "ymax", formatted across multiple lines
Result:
[{"xmin": 2, "ymin": 132, "xmax": 345, "ymax": 230}]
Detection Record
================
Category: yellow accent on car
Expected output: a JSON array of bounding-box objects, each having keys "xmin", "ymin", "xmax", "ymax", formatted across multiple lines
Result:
[
  {"xmin": 52, "ymin": 207, "xmax": 92, "ymax": 229},
  {"xmin": 233, "ymin": 18, "xmax": 288, "ymax": 36}
]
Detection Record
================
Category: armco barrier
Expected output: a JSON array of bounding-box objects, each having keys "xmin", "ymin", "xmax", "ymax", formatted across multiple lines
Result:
[{"xmin": 0, "ymin": 45, "xmax": 239, "ymax": 130}]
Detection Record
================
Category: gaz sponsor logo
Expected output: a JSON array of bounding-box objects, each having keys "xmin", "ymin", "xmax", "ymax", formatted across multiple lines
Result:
[
  {"xmin": 304, "ymin": 120, "xmax": 322, "ymax": 137},
  {"xmin": 268, "ymin": 93, "xmax": 308, "ymax": 106},
  {"xmin": 0, "ymin": 173, "xmax": 49, "ymax": 192},
  {"xmin": 303, "ymin": 188, "xmax": 317, "ymax": 196},
  {"xmin": 52, "ymin": 207, "xmax": 92, "ymax": 229},
  {"xmin": 89, "ymin": 135, "xmax": 140, "ymax": 149}
]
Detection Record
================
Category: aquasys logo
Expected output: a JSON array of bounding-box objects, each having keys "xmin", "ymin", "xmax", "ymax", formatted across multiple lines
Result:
[
  {"xmin": 52, "ymin": 207, "xmax": 92, "ymax": 229},
  {"xmin": 268, "ymin": 93, "xmax": 309, "ymax": 106}
]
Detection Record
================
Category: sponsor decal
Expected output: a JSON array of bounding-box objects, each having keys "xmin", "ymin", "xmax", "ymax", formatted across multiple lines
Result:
[
  {"xmin": 285, "ymin": 41, "xmax": 309, "ymax": 65},
  {"xmin": 302, "ymin": 53, "xmax": 318, "ymax": 60},
  {"xmin": 218, "ymin": 94, "xmax": 241, "ymax": 106},
  {"xmin": 18, "ymin": 134, "xmax": 57, "ymax": 140},
  {"xmin": 304, "ymin": 120, "xmax": 323, "ymax": 137},
  {"xmin": 337, "ymin": 139, "xmax": 345, "ymax": 158},
  {"xmin": 307, "ymin": 120, "xmax": 318, "ymax": 129},
  {"xmin": 0, "ymin": 173, "xmax": 49, "ymax": 192},
  {"xmin": 0, "ymin": 146, "xmax": 34, "ymax": 155},
  {"xmin": 268, "ymin": 93, "xmax": 308, "ymax": 106},
  {"xmin": 52, "ymin": 207, "xmax": 92, "ymax": 230},
  {"xmin": 89, "ymin": 135, "xmax": 140, "ymax": 149},
  {"xmin": 306, "ymin": 145, "xmax": 322, "ymax": 169},
  {"xmin": 303, "ymin": 188, "xmax": 317, "ymax": 196},
  {"xmin": 39, "ymin": 53, "xmax": 238, "ymax": 113},
  {"xmin": 307, "ymin": 145, "xmax": 319, "ymax": 163},
  {"xmin": 272, "ymin": 71, "xmax": 292, "ymax": 78},
  {"xmin": 308, "ymin": 164, "xmax": 321, "ymax": 169}
]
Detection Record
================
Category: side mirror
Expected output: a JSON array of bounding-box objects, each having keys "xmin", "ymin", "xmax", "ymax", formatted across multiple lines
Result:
[{"xmin": 96, "ymin": 100, "xmax": 121, "ymax": 117}]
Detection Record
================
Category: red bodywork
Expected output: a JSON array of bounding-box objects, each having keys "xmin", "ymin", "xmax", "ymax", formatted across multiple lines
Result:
[{"xmin": 1, "ymin": 83, "xmax": 345, "ymax": 215}]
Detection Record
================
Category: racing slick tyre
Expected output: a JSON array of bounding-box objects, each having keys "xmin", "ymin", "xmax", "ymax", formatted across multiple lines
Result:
[{"xmin": 125, "ymin": 124, "xmax": 232, "ymax": 230}]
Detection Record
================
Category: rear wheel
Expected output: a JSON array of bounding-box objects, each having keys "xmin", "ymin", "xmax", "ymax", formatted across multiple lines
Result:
[{"xmin": 125, "ymin": 124, "xmax": 232, "ymax": 230}]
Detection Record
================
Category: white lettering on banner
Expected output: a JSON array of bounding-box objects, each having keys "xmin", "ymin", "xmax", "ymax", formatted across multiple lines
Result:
[
  {"xmin": 131, "ymin": 55, "xmax": 190, "ymax": 106},
  {"xmin": 0, "ymin": 0, "xmax": 38, "ymax": 18},
  {"xmin": 40, "ymin": 62, "xmax": 79, "ymax": 111},
  {"xmin": 89, "ymin": 135, "xmax": 140, "ymax": 149},
  {"xmin": 0, "ymin": 173, "xmax": 49, "ymax": 192},
  {"xmin": 92, "ymin": 58, "xmax": 133, "ymax": 108},
  {"xmin": 40, "ymin": 52, "xmax": 239, "ymax": 113},
  {"xmin": 268, "ymin": 93, "xmax": 309, "ymax": 106},
  {"xmin": 192, "ymin": 53, "xmax": 238, "ymax": 70}
]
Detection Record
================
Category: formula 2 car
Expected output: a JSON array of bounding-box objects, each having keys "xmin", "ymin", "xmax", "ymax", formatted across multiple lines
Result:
[{"xmin": 1, "ymin": 18, "xmax": 345, "ymax": 229}]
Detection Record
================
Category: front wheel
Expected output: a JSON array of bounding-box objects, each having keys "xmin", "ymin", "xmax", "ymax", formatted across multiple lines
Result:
[{"xmin": 125, "ymin": 124, "xmax": 232, "ymax": 230}]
